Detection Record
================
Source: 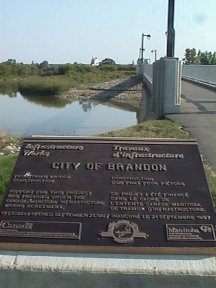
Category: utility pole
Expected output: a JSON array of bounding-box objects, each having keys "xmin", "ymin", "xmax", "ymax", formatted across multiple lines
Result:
[{"xmin": 166, "ymin": 0, "xmax": 175, "ymax": 57}]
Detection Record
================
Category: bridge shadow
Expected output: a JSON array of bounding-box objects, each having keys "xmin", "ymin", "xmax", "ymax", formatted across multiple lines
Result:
[
  {"xmin": 181, "ymin": 94, "xmax": 216, "ymax": 114},
  {"xmin": 91, "ymin": 76, "xmax": 142, "ymax": 102},
  {"xmin": 90, "ymin": 76, "xmax": 154, "ymax": 123}
]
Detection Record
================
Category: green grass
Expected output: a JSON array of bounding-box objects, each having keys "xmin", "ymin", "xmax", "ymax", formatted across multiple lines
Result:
[
  {"xmin": 0, "ymin": 133, "xmax": 20, "ymax": 203},
  {"xmin": 19, "ymin": 76, "xmax": 72, "ymax": 96},
  {"xmin": 0, "ymin": 154, "xmax": 17, "ymax": 203},
  {"xmin": 17, "ymin": 66, "xmax": 136, "ymax": 96},
  {"xmin": 204, "ymin": 164, "xmax": 216, "ymax": 204},
  {"xmin": 1, "ymin": 64, "xmax": 136, "ymax": 96},
  {"xmin": 99, "ymin": 119, "xmax": 191, "ymax": 139}
]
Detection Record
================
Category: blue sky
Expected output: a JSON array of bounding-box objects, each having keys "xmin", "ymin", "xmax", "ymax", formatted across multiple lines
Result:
[{"xmin": 0, "ymin": 0, "xmax": 215, "ymax": 64}]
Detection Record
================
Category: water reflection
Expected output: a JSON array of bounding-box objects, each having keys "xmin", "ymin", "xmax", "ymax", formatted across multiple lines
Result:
[
  {"xmin": 0, "ymin": 92, "xmax": 138, "ymax": 136},
  {"xmin": 21, "ymin": 93, "xmax": 71, "ymax": 108},
  {"xmin": 78, "ymin": 100, "xmax": 98, "ymax": 112},
  {"xmin": 0, "ymin": 81, "xmax": 19, "ymax": 97}
]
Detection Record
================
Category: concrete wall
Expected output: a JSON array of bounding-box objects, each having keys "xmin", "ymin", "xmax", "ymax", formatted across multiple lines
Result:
[
  {"xmin": 138, "ymin": 58, "xmax": 181, "ymax": 118},
  {"xmin": 143, "ymin": 64, "xmax": 216, "ymax": 86},
  {"xmin": 182, "ymin": 65, "xmax": 216, "ymax": 85},
  {"xmin": 144, "ymin": 64, "xmax": 153, "ymax": 79},
  {"xmin": 139, "ymin": 62, "xmax": 216, "ymax": 118}
]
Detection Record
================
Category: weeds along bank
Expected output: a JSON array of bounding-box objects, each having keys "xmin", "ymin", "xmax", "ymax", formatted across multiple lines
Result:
[
  {"xmin": 0, "ymin": 133, "xmax": 21, "ymax": 203},
  {"xmin": 0, "ymin": 62, "xmax": 136, "ymax": 96}
]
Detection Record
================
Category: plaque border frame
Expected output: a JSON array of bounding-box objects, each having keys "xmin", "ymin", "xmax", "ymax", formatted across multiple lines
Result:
[{"xmin": 0, "ymin": 136, "xmax": 215, "ymax": 255}]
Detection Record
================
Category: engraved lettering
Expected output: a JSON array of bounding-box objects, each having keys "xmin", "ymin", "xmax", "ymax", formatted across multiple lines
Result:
[
  {"xmin": 107, "ymin": 163, "xmax": 167, "ymax": 171},
  {"xmin": 23, "ymin": 150, "xmax": 50, "ymax": 157},
  {"xmin": 112, "ymin": 145, "xmax": 150, "ymax": 152},
  {"xmin": 25, "ymin": 144, "xmax": 84, "ymax": 151},
  {"xmin": 51, "ymin": 162, "xmax": 81, "ymax": 170},
  {"xmin": 0, "ymin": 221, "xmax": 33, "ymax": 230},
  {"xmin": 86, "ymin": 163, "xmax": 102, "ymax": 170},
  {"xmin": 1, "ymin": 138, "xmax": 214, "ymax": 251}
]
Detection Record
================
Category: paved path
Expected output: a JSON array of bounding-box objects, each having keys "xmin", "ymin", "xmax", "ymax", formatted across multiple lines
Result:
[{"xmin": 167, "ymin": 80, "xmax": 216, "ymax": 171}]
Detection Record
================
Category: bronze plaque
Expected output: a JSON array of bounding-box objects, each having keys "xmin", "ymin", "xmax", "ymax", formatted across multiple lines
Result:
[{"xmin": 0, "ymin": 137, "xmax": 215, "ymax": 254}]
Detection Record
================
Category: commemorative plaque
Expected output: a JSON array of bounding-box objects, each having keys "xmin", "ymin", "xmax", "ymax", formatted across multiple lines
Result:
[{"xmin": 0, "ymin": 137, "xmax": 215, "ymax": 254}]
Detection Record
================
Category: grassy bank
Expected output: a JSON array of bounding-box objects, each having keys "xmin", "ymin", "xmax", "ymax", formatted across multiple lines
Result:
[
  {"xmin": 0, "ymin": 154, "xmax": 17, "ymax": 203},
  {"xmin": 99, "ymin": 119, "xmax": 191, "ymax": 139},
  {"xmin": 0, "ymin": 119, "xmax": 216, "ymax": 206},
  {"xmin": 18, "ymin": 76, "xmax": 72, "ymax": 96},
  {"xmin": 0, "ymin": 133, "xmax": 20, "ymax": 203},
  {"xmin": 5, "ymin": 65, "xmax": 137, "ymax": 96}
]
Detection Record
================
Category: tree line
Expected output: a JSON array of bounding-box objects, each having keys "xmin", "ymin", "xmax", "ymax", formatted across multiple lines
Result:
[
  {"xmin": 1, "ymin": 51, "xmax": 215, "ymax": 78},
  {"xmin": 0, "ymin": 59, "xmax": 39, "ymax": 78},
  {"xmin": 0, "ymin": 58, "xmax": 135, "ymax": 78},
  {"xmin": 183, "ymin": 48, "xmax": 216, "ymax": 65},
  {"xmin": 0, "ymin": 58, "xmax": 136, "ymax": 96}
]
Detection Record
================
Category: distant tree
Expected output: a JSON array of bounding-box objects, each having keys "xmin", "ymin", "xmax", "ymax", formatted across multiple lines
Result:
[
  {"xmin": 39, "ymin": 60, "xmax": 49, "ymax": 69},
  {"xmin": 58, "ymin": 64, "xmax": 71, "ymax": 75},
  {"xmin": 6, "ymin": 59, "xmax": 16, "ymax": 65},
  {"xmin": 183, "ymin": 48, "xmax": 197, "ymax": 64},
  {"xmin": 17, "ymin": 63, "xmax": 29, "ymax": 77},
  {"xmin": 38, "ymin": 61, "xmax": 57, "ymax": 76},
  {"xmin": 0, "ymin": 60, "xmax": 39, "ymax": 78},
  {"xmin": 199, "ymin": 51, "xmax": 210, "ymax": 65},
  {"xmin": 101, "ymin": 58, "xmax": 116, "ymax": 65},
  {"xmin": 211, "ymin": 52, "xmax": 216, "ymax": 65},
  {"xmin": 183, "ymin": 48, "xmax": 216, "ymax": 65},
  {"xmin": 198, "ymin": 51, "xmax": 216, "ymax": 65},
  {"xmin": 30, "ymin": 63, "xmax": 40, "ymax": 75}
]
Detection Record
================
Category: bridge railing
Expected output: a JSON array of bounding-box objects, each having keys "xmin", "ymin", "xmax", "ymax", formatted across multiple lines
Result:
[
  {"xmin": 144, "ymin": 64, "xmax": 153, "ymax": 79},
  {"xmin": 141, "ymin": 63, "xmax": 216, "ymax": 87},
  {"xmin": 182, "ymin": 65, "xmax": 216, "ymax": 90},
  {"xmin": 138, "ymin": 62, "xmax": 216, "ymax": 118}
]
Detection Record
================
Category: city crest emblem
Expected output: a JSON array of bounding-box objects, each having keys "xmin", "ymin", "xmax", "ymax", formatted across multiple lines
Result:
[{"xmin": 100, "ymin": 220, "xmax": 149, "ymax": 244}]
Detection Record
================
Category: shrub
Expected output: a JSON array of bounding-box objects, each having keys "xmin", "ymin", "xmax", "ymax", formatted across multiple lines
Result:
[{"xmin": 19, "ymin": 76, "xmax": 72, "ymax": 95}]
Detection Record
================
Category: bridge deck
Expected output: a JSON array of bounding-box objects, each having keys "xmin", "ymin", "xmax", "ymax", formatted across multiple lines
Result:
[{"xmin": 167, "ymin": 80, "xmax": 216, "ymax": 171}]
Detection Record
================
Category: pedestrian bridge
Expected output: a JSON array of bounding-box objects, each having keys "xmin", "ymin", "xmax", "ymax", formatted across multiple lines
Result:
[
  {"xmin": 143, "ymin": 63, "xmax": 216, "ymax": 90},
  {"xmin": 137, "ymin": 61, "xmax": 216, "ymax": 118},
  {"xmin": 138, "ymin": 61, "xmax": 216, "ymax": 172}
]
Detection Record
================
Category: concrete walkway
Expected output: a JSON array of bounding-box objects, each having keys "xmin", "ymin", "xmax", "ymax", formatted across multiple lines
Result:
[
  {"xmin": 0, "ymin": 251, "xmax": 216, "ymax": 288},
  {"xmin": 167, "ymin": 80, "xmax": 216, "ymax": 171}
]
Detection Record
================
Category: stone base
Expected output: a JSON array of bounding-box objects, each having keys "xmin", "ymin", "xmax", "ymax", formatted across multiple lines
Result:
[{"xmin": 0, "ymin": 251, "xmax": 216, "ymax": 288}]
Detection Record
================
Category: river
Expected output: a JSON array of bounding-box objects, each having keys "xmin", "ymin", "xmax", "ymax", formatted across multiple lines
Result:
[{"xmin": 0, "ymin": 92, "xmax": 139, "ymax": 136}]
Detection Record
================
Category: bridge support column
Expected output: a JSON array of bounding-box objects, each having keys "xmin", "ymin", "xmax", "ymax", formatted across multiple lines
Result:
[
  {"xmin": 153, "ymin": 57, "xmax": 181, "ymax": 118},
  {"xmin": 161, "ymin": 57, "xmax": 181, "ymax": 115},
  {"xmin": 138, "ymin": 57, "xmax": 181, "ymax": 119}
]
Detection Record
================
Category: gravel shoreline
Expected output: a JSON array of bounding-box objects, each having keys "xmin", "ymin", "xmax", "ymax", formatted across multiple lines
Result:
[
  {"xmin": 0, "ymin": 133, "xmax": 21, "ymax": 155},
  {"xmin": 59, "ymin": 76, "xmax": 142, "ymax": 109}
]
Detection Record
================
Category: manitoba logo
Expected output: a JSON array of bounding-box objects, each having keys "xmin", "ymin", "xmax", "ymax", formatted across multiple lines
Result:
[{"xmin": 100, "ymin": 220, "xmax": 149, "ymax": 244}]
